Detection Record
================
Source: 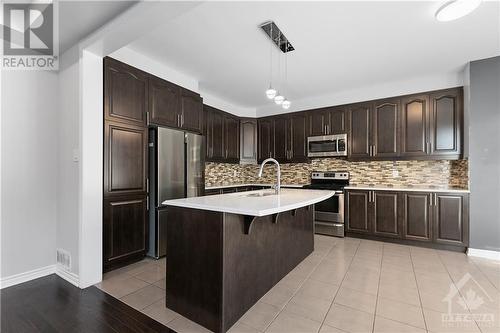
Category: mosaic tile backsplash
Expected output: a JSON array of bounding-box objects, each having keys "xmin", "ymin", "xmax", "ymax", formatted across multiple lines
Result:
[{"xmin": 205, "ymin": 159, "xmax": 469, "ymax": 189}]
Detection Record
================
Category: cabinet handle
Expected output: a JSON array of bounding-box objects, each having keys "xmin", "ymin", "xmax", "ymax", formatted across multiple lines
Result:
[
  {"xmin": 434, "ymin": 193, "xmax": 438, "ymax": 206},
  {"xmin": 180, "ymin": 113, "xmax": 184, "ymax": 127},
  {"xmin": 327, "ymin": 124, "xmax": 330, "ymax": 135},
  {"xmin": 368, "ymin": 191, "xmax": 371, "ymax": 202},
  {"xmin": 373, "ymin": 145, "xmax": 376, "ymax": 156},
  {"xmin": 324, "ymin": 125, "xmax": 327, "ymax": 135}
]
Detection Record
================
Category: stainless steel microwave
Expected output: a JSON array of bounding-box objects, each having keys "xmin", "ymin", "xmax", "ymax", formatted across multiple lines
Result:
[{"xmin": 307, "ymin": 134, "xmax": 347, "ymax": 157}]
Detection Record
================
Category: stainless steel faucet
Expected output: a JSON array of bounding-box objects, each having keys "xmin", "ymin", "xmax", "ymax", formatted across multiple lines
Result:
[{"xmin": 258, "ymin": 158, "xmax": 281, "ymax": 194}]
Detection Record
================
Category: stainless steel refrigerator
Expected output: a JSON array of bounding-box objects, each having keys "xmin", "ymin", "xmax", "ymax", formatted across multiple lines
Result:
[{"xmin": 148, "ymin": 127, "xmax": 204, "ymax": 258}]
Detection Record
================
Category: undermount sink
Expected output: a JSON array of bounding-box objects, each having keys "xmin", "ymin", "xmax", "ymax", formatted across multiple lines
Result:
[{"xmin": 245, "ymin": 192, "xmax": 276, "ymax": 197}]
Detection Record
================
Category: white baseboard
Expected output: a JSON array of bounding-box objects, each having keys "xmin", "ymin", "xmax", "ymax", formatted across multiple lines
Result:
[
  {"xmin": 467, "ymin": 248, "xmax": 500, "ymax": 261},
  {"xmin": 0, "ymin": 265, "xmax": 56, "ymax": 289},
  {"xmin": 55, "ymin": 265, "xmax": 80, "ymax": 287}
]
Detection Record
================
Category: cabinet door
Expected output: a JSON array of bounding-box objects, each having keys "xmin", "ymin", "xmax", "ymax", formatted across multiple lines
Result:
[
  {"xmin": 104, "ymin": 58, "xmax": 148, "ymax": 126},
  {"xmin": 289, "ymin": 113, "xmax": 308, "ymax": 162},
  {"xmin": 400, "ymin": 95, "xmax": 429, "ymax": 157},
  {"xmin": 329, "ymin": 107, "xmax": 346, "ymax": 134},
  {"xmin": 372, "ymin": 99, "xmax": 399, "ymax": 158},
  {"xmin": 205, "ymin": 107, "xmax": 225, "ymax": 161},
  {"xmin": 348, "ymin": 104, "xmax": 371, "ymax": 158},
  {"xmin": 273, "ymin": 117, "xmax": 288, "ymax": 162},
  {"xmin": 433, "ymin": 193, "xmax": 468, "ymax": 246},
  {"xmin": 240, "ymin": 119, "xmax": 257, "ymax": 163},
  {"xmin": 103, "ymin": 195, "xmax": 147, "ymax": 269},
  {"xmin": 104, "ymin": 122, "xmax": 148, "ymax": 196},
  {"xmin": 373, "ymin": 191, "xmax": 400, "ymax": 238},
  {"xmin": 149, "ymin": 76, "xmax": 180, "ymax": 128},
  {"xmin": 346, "ymin": 191, "xmax": 371, "ymax": 234},
  {"xmin": 401, "ymin": 192, "xmax": 432, "ymax": 242},
  {"xmin": 258, "ymin": 119, "xmax": 274, "ymax": 162},
  {"xmin": 224, "ymin": 115, "xmax": 240, "ymax": 162},
  {"xmin": 180, "ymin": 89, "xmax": 203, "ymax": 133},
  {"xmin": 308, "ymin": 109, "xmax": 329, "ymax": 136},
  {"xmin": 429, "ymin": 89, "xmax": 462, "ymax": 157}
]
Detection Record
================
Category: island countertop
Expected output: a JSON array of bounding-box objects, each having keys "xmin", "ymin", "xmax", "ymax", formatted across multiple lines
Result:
[{"xmin": 162, "ymin": 188, "xmax": 335, "ymax": 217}]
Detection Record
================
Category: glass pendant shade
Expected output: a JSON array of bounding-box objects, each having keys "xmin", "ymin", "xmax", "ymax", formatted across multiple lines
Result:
[
  {"xmin": 282, "ymin": 99, "xmax": 291, "ymax": 109},
  {"xmin": 274, "ymin": 94, "xmax": 284, "ymax": 105},
  {"xmin": 266, "ymin": 87, "xmax": 277, "ymax": 99}
]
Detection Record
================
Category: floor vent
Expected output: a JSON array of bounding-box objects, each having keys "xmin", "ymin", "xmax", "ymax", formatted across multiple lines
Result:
[{"xmin": 56, "ymin": 249, "xmax": 71, "ymax": 271}]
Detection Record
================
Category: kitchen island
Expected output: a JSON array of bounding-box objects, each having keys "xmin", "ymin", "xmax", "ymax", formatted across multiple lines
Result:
[{"xmin": 162, "ymin": 189, "xmax": 334, "ymax": 333}]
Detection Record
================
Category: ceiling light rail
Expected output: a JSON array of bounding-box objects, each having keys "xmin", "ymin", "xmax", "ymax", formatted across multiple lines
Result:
[{"xmin": 260, "ymin": 21, "xmax": 294, "ymax": 53}]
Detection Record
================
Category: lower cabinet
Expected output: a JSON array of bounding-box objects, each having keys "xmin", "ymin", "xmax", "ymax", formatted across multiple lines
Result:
[
  {"xmin": 103, "ymin": 195, "xmax": 148, "ymax": 271},
  {"xmin": 346, "ymin": 189, "xmax": 469, "ymax": 250}
]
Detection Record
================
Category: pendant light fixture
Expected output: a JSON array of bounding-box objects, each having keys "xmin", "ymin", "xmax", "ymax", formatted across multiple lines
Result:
[
  {"xmin": 260, "ymin": 21, "xmax": 294, "ymax": 109},
  {"xmin": 435, "ymin": 0, "xmax": 482, "ymax": 22},
  {"xmin": 265, "ymin": 24, "xmax": 277, "ymax": 99}
]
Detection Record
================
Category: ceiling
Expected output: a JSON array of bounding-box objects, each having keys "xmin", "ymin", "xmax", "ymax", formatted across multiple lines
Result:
[
  {"xmin": 128, "ymin": 1, "xmax": 500, "ymax": 110},
  {"xmin": 59, "ymin": 1, "xmax": 136, "ymax": 53}
]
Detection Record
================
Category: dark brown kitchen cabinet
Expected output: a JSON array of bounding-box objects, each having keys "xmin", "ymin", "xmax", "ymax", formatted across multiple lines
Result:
[
  {"xmin": 205, "ymin": 105, "xmax": 239, "ymax": 163},
  {"xmin": 347, "ymin": 189, "xmax": 469, "ymax": 251},
  {"xmin": 433, "ymin": 193, "xmax": 468, "ymax": 246},
  {"xmin": 348, "ymin": 103, "xmax": 371, "ymax": 158},
  {"xmin": 149, "ymin": 78, "xmax": 203, "ymax": 132},
  {"xmin": 148, "ymin": 75, "xmax": 180, "ymax": 128},
  {"xmin": 346, "ymin": 190, "xmax": 371, "ymax": 234},
  {"xmin": 258, "ymin": 118, "xmax": 274, "ymax": 162},
  {"xmin": 179, "ymin": 88, "xmax": 203, "ymax": 133},
  {"xmin": 372, "ymin": 191, "xmax": 400, "ymax": 238},
  {"xmin": 308, "ymin": 107, "xmax": 346, "ymax": 136},
  {"xmin": 224, "ymin": 115, "xmax": 240, "ymax": 162},
  {"xmin": 429, "ymin": 89, "xmax": 462, "ymax": 157},
  {"xmin": 308, "ymin": 108, "xmax": 330, "ymax": 136},
  {"xmin": 400, "ymin": 95, "xmax": 429, "ymax": 157},
  {"xmin": 104, "ymin": 58, "xmax": 148, "ymax": 126},
  {"xmin": 372, "ymin": 99, "xmax": 400, "ymax": 158},
  {"xmin": 401, "ymin": 192, "xmax": 432, "ymax": 242},
  {"xmin": 104, "ymin": 122, "xmax": 148, "ymax": 197},
  {"xmin": 103, "ymin": 195, "xmax": 148, "ymax": 271},
  {"xmin": 273, "ymin": 117, "xmax": 289, "ymax": 162},
  {"xmin": 329, "ymin": 107, "xmax": 347, "ymax": 134},
  {"xmin": 288, "ymin": 113, "xmax": 309, "ymax": 162},
  {"xmin": 240, "ymin": 119, "xmax": 257, "ymax": 164}
]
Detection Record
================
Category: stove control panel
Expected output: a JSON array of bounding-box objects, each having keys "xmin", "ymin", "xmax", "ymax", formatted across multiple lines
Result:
[{"xmin": 311, "ymin": 171, "xmax": 349, "ymax": 180}]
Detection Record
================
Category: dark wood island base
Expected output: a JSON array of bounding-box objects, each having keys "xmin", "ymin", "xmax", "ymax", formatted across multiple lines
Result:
[{"xmin": 166, "ymin": 205, "xmax": 314, "ymax": 333}]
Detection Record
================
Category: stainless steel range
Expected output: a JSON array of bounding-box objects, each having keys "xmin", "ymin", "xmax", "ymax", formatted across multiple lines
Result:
[{"xmin": 303, "ymin": 171, "xmax": 349, "ymax": 237}]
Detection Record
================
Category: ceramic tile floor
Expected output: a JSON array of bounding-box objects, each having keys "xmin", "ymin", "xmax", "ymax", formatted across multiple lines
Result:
[{"xmin": 96, "ymin": 236, "xmax": 500, "ymax": 333}]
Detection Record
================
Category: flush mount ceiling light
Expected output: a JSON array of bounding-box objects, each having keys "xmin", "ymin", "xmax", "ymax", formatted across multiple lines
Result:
[{"xmin": 435, "ymin": 0, "xmax": 482, "ymax": 22}]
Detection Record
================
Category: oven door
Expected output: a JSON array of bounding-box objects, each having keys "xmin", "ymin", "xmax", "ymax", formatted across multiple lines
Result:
[
  {"xmin": 307, "ymin": 136, "xmax": 337, "ymax": 157},
  {"xmin": 314, "ymin": 192, "xmax": 344, "ymax": 223}
]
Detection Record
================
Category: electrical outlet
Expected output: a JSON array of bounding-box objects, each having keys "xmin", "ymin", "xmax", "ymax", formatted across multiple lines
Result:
[{"xmin": 392, "ymin": 170, "xmax": 399, "ymax": 177}]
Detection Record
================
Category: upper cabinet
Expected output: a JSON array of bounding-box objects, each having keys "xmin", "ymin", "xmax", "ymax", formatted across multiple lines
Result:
[
  {"xmin": 429, "ymin": 89, "xmax": 462, "ymax": 157},
  {"xmin": 240, "ymin": 119, "xmax": 257, "ymax": 164},
  {"xmin": 308, "ymin": 107, "xmax": 346, "ymax": 136},
  {"xmin": 258, "ymin": 118, "xmax": 274, "ymax": 162},
  {"xmin": 205, "ymin": 105, "xmax": 239, "ymax": 163},
  {"xmin": 400, "ymin": 94, "xmax": 429, "ymax": 157},
  {"xmin": 179, "ymin": 88, "xmax": 204, "ymax": 133},
  {"xmin": 348, "ymin": 103, "xmax": 371, "ymax": 159},
  {"xmin": 148, "ymin": 76, "xmax": 203, "ymax": 133},
  {"xmin": 149, "ymin": 76, "xmax": 180, "ymax": 128},
  {"xmin": 104, "ymin": 58, "xmax": 148, "ymax": 126},
  {"xmin": 372, "ymin": 98, "xmax": 400, "ymax": 158},
  {"xmin": 258, "ymin": 113, "xmax": 309, "ymax": 164}
]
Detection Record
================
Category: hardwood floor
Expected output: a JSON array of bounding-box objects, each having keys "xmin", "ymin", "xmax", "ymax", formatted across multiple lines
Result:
[{"xmin": 1, "ymin": 274, "xmax": 175, "ymax": 333}]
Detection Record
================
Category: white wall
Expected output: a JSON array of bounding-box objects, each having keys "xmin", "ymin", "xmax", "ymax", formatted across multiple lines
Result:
[
  {"xmin": 256, "ymin": 71, "xmax": 464, "ymax": 117},
  {"xmin": 1, "ymin": 70, "xmax": 59, "ymax": 279},
  {"xmin": 57, "ymin": 46, "xmax": 81, "ymax": 276}
]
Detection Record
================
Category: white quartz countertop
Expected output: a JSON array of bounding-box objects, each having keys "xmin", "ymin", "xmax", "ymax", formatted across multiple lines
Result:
[
  {"xmin": 162, "ymin": 189, "xmax": 335, "ymax": 217},
  {"xmin": 205, "ymin": 183, "xmax": 306, "ymax": 190},
  {"xmin": 344, "ymin": 185, "xmax": 470, "ymax": 193}
]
